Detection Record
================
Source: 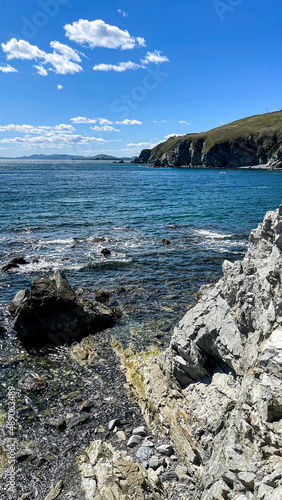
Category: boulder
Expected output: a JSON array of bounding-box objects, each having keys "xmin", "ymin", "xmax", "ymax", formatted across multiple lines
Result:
[
  {"xmin": 2, "ymin": 257, "xmax": 28, "ymax": 272},
  {"xmin": 101, "ymin": 248, "xmax": 111, "ymax": 257},
  {"xmin": 11, "ymin": 270, "xmax": 120, "ymax": 349},
  {"xmin": 161, "ymin": 238, "xmax": 171, "ymax": 245}
]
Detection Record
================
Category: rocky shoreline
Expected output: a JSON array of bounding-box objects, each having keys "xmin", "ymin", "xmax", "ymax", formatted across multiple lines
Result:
[{"xmin": 1, "ymin": 203, "xmax": 282, "ymax": 498}]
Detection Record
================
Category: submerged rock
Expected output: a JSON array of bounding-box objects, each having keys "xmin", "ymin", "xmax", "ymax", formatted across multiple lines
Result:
[
  {"xmin": 117, "ymin": 203, "xmax": 282, "ymax": 499},
  {"xmin": 11, "ymin": 270, "xmax": 120, "ymax": 349},
  {"xmin": 2, "ymin": 256, "xmax": 28, "ymax": 271},
  {"xmin": 101, "ymin": 248, "xmax": 111, "ymax": 257}
]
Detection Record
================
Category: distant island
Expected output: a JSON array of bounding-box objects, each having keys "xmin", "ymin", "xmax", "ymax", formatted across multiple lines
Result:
[
  {"xmin": 0, "ymin": 154, "xmax": 136, "ymax": 162},
  {"xmin": 134, "ymin": 110, "xmax": 282, "ymax": 169}
]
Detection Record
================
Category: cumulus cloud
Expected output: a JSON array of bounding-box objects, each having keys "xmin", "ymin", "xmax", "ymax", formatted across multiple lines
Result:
[
  {"xmin": 2, "ymin": 38, "xmax": 83, "ymax": 75},
  {"xmin": 64, "ymin": 19, "xmax": 145, "ymax": 50},
  {"xmin": 116, "ymin": 119, "xmax": 142, "ymax": 125},
  {"xmin": 179, "ymin": 120, "xmax": 190, "ymax": 125},
  {"xmin": 118, "ymin": 9, "xmax": 128, "ymax": 18},
  {"xmin": 34, "ymin": 65, "xmax": 48, "ymax": 76},
  {"xmin": 91, "ymin": 125, "xmax": 120, "ymax": 132},
  {"xmin": 141, "ymin": 50, "xmax": 169, "ymax": 65},
  {"xmin": 93, "ymin": 60, "xmax": 141, "ymax": 72},
  {"xmin": 0, "ymin": 64, "xmax": 18, "ymax": 73},
  {"xmin": 0, "ymin": 134, "xmax": 108, "ymax": 146},
  {"xmin": 70, "ymin": 116, "xmax": 97, "ymax": 124},
  {"xmin": 0, "ymin": 123, "xmax": 75, "ymax": 134},
  {"xmin": 98, "ymin": 118, "xmax": 112, "ymax": 125},
  {"xmin": 93, "ymin": 50, "xmax": 169, "ymax": 72},
  {"xmin": 57, "ymin": 84, "xmax": 63, "ymax": 90}
]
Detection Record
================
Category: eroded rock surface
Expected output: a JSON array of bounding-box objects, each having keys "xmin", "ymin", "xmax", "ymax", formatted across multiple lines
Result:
[
  {"xmin": 118, "ymin": 204, "xmax": 282, "ymax": 499},
  {"xmin": 78, "ymin": 440, "xmax": 164, "ymax": 499}
]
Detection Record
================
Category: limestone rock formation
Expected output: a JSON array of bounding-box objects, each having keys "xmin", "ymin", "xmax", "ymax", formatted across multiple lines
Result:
[
  {"xmin": 77, "ymin": 440, "xmax": 164, "ymax": 499},
  {"xmin": 11, "ymin": 270, "xmax": 120, "ymax": 348},
  {"xmin": 118, "ymin": 204, "xmax": 282, "ymax": 499}
]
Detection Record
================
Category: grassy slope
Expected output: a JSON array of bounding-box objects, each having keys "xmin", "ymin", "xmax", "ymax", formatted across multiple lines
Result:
[{"xmin": 150, "ymin": 110, "xmax": 282, "ymax": 157}]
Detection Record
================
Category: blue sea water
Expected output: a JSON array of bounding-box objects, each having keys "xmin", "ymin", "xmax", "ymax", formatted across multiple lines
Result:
[{"xmin": 0, "ymin": 160, "xmax": 282, "ymax": 345}]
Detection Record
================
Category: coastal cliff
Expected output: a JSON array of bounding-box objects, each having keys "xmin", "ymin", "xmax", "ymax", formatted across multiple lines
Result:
[
  {"xmin": 118, "ymin": 203, "xmax": 282, "ymax": 499},
  {"xmin": 135, "ymin": 110, "xmax": 282, "ymax": 168}
]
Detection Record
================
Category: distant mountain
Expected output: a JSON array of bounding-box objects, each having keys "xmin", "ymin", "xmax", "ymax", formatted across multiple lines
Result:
[{"xmin": 0, "ymin": 154, "xmax": 136, "ymax": 161}]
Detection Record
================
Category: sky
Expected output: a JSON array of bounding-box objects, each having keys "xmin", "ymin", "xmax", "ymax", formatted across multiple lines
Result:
[{"xmin": 0, "ymin": 0, "xmax": 281, "ymax": 158}]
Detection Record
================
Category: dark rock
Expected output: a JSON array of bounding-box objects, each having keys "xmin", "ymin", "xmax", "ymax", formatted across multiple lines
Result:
[
  {"xmin": 32, "ymin": 258, "xmax": 40, "ymax": 264},
  {"xmin": 133, "ymin": 425, "xmax": 147, "ymax": 437},
  {"xmin": 92, "ymin": 237, "xmax": 106, "ymax": 243},
  {"xmin": 2, "ymin": 256, "xmax": 28, "ymax": 271},
  {"xmin": 116, "ymin": 287, "xmax": 126, "ymax": 294},
  {"xmin": 161, "ymin": 238, "xmax": 171, "ymax": 245},
  {"xmin": 101, "ymin": 248, "xmax": 111, "ymax": 257},
  {"xmin": 95, "ymin": 290, "xmax": 112, "ymax": 304},
  {"xmin": 124, "ymin": 305, "xmax": 135, "ymax": 313},
  {"xmin": 108, "ymin": 419, "xmax": 120, "ymax": 431},
  {"xmin": 12, "ymin": 270, "xmax": 119, "ymax": 349},
  {"xmin": 119, "ymin": 160, "xmax": 125, "ymax": 163},
  {"xmin": 0, "ymin": 324, "xmax": 6, "ymax": 334},
  {"xmin": 156, "ymin": 444, "xmax": 173, "ymax": 456},
  {"xmin": 67, "ymin": 414, "xmax": 89, "ymax": 429},
  {"xmin": 79, "ymin": 400, "xmax": 95, "ymax": 412},
  {"xmin": 161, "ymin": 471, "xmax": 179, "ymax": 482},
  {"xmin": 127, "ymin": 435, "xmax": 142, "ymax": 447}
]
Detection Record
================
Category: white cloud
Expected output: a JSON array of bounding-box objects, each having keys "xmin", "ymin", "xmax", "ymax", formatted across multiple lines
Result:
[
  {"xmin": 153, "ymin": 119, "xmax": 168, "ymax": 124},
  {"xmin": 0, "ymin": 123, "xmax": 75, "ymax": 135},
  {"xmin": 127, "ymin": 141, "xmax": 157, "ymax": 148},
  {"xmin": 57, "ymin": 84, "xmax": 63, "ymax": 90},
  {"xmin": 98, "ymin": 118, "xmax": 112, "ymax": 125},
  {"xmin": 118, "ymin": 9, "xmax": 128, "ymax": 18},
  {"xmin": 141, "ymin": 50, "xmax": 169, "ymax": 65},
  {"xmin": 93, "ymin": 61, "xmax": 141, "ymax": 72},
  {"xmin": 91, "ymin": 125, "xmax": 120, "ymax": 132},
  {"xmin": 50, "ymin": 41, "xmax": 81, "ymax": 62},
  {"xmin": 2, "ymin": 38, "xmax": 83, "ymax": 75},
  {"xmin": 34, "ymin": 65, "xmax": 48, "ymax": 76},
  {"xmin": 164, "ymin": 134, "xmax": 182, "ymax": 140},
  {"xmin": 70, "ymin": 116, "xmax": 97, "ymax": 124},
  {"xmin": 179, "ymin": 120, "xmax": 190, "ymax": 125},
  {"xmin": 0, "ymin": 64, "xmax": 18, "ymax": 73},
  {"xmin": 93, "ymin": 49, "xmax": 169, "ymax": 73},
  {"xmin": 64, "ymin": 19, "xmax": 145, "ymax": 50},
  {"xmin": 116, "ymin": 119, "xmax": 142, "ymax": 125},
  {"xmin": 0, "ymin": 134, "xmax": 108, "ymax": 146}
]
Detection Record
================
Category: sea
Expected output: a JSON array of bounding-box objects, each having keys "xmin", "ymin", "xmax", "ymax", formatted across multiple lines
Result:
[{"xmin": 0, "ymin": 160, "xmax": 282, "ymax": 497}]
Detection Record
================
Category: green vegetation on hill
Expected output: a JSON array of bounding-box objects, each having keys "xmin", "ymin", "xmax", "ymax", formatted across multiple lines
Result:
[{"xmin": 151, "ymin": 110, "xmax": 282, "ymax": 157}]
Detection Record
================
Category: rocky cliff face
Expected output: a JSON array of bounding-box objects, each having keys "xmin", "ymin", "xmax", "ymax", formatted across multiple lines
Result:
[
  {"xmin": 119, "ymin": 204, "xmax": 282, "ymax": 499},
  {"xmin": 136, "ymin": 135, "xmax": 281, "ymax": 168},
  {"xmin": 134, "ymin": 110, "xmax": 282, "ymax": 168}
]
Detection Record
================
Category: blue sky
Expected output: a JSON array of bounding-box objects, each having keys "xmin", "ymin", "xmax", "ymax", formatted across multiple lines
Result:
[{"xmin": 0, "ymin": 0, "xmax": 281, "ymax": 157}]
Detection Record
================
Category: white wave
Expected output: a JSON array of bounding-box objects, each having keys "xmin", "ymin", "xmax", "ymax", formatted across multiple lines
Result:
[
  {"xmin": 193, "ymin": 229, "xmax": 233, "ymax": 239},
  {"xmin": 41, "ymin": 238, "xmax": 75, "ymax": 245}
]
